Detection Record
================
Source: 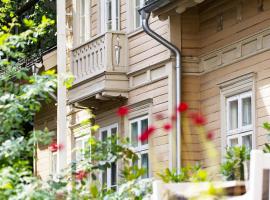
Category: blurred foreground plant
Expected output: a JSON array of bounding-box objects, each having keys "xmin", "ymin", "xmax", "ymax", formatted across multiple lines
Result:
[
  {"xmin": 221, "ymin": 146, "xmax": 250, "ymax": 181},
  {"xmin": 158, "ymin": 165, "xmax": 208, "ymax": 183}
]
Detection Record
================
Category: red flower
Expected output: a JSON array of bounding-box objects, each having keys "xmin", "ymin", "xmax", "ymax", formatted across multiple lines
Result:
[
  {"xmin": 139, "ymin": 126, "xmax": 156, "ymax": 142},
  {"xmin": 49, "ymin": 143, "xmax": 58, "ymax": 152},
  {"xmin": 190, "ymin": 112, "xmax": 206, "ymax": 126},
  {"xmin": 48, "ymin": 143, "xmax": 64, "ymax": 152},
  {"xmin": 163, "ymin": 123, "xmax": 172, "ymax": 132},
  {"xmin": 75, "ymin": 170, "xmax": 88, "ymax": 181},
  {"xmin": 177, "ymin": 102, "xmax": 189, "ymax": 113},
  {"xmin": 206, "ymin": 131, "xmax": 215, "ymax": 141},
  {"xmin": 155, "ymin": 113, "xmax": 164, "ymax": 120},
  {"xmin": 117, "ymin": 106, "xmax": 129, "ymax": 117}
]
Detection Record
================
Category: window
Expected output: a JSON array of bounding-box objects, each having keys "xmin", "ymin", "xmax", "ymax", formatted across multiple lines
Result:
[
  {"xmin": 51, "ymin": 152, "xmax": 57, "ymax": 174},
  {"xmin": 130, "ymin": 116, "xmax": 149, "ymax": 178},
  {"xmin": 75, "ymin": 0, "xmax": 90, "ymax": 45},
  {"xmin": 101, "ymin": 0, "xmax": 120, "ymax": 32},
  {"xmin": 128, "ymin": 0, "xmax": 146, "ymax": 31},
  {"xmin": 100, "ymin": 124, "xmax": 118, "ymax": 190},
  {"xmin": 75, "ymin": 135, "xmax": 90, "ymax": 162},
  {"xmin": 226, "ymin": 91, "xmax": 253, "ymax": 149}
]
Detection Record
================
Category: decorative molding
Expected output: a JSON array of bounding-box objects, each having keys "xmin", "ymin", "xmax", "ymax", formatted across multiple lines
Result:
[
  {"xmin": 218, "ymin": 72, "xmax": 256, "ymax": 96},
  {"xmin": 199, "ymin": 27, "xmax": 270, "ymax": 74},
  {"xmin": 129, "ymin": 65, "xmax": 168, "ymax": 89},
  {"xmin": 128, "ymin": 98, "xmax": 153, "ymax": 120}
]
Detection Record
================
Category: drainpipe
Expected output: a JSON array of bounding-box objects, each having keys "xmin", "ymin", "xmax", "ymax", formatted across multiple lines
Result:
[{"xmin": 140, "ymin": 10, "xmax": 182, "ymax": 171}]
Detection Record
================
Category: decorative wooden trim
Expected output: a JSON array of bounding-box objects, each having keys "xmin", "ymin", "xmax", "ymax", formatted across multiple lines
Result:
[
  {"xmin": 199, "ymin": 28, "xmax": 270, "ymax": 74},
  {"xmin": 71, "ymin": 31, "xmax": 127, "ymax": 86},
  {"xmin": 128, "ymin": 98, "xmax": 153, "ymax": 120},
  {"xmin": 218, "ymin": 72, "xmax": 256, "ymax": 93}
]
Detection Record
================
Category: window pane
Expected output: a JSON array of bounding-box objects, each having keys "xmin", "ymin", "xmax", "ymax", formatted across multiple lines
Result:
[
  {"xmin": 80, "ymin": 0, "xmax": 86, "ymax": 42},
  {"xmin": 115, "ymin": 0, "xmax": 119, "ymax": 30},
  {"xmin": 83, "ymin": 138, "xmax": 89, "ymax": 159},
  {"xmin": 102, "ymin": 170, "xmax": 107, "ymax": 187},
  {"xmin": 229, "ymin": 138, "xmax": 238, "ymax": 147},
  {"xmin": 132, "ymin": 159, "xmax": 139, "ymax": 174},
  {"xmin": 141, "ymin": 153, "xmax": 149, "ymax": 178},
  {"xmin": 101, "ymin": 130, "xmax": 108, "ymax": 141},
  {"xmin": 81, "ymin": 0, "xmax": 85, "ymax": 15},
  {"xmin": 111, "ymin": 162, "xmax": 117, "ymax": 190},
  {"xmin": 75, "ymin": 140, "xmax": 83, "ymax": 162},
  {"xmin": 141, "ymin": 119, "xmax": 148, "ymax": 145},
  {"xmin": 242, "ymin": 134, "xmax": 252, "ymax": 149},
  {"xmin": 242, "ymin": 97, "xmax": 252, "ymax": 126},
  {"xmin": 106, "ymin": 0, "xmax": 112, "ymax": 30},
  {"xmin": 131, "ymin": 122, "xmax": 138, "ymax": 147},
  {"xmin": 135, "ymin": 0, "xmax": 141, "ymax": 28},
  {"xmin": 111, "ymin": 127, "xmax": 117, "ymax": 146},
  {"xmin": 229, "ymin": 100, "xmax": 238, "ymax": 130},
  {"xmin": 111, "ymin": 127, "xmax": 117, "ymax": 137}
]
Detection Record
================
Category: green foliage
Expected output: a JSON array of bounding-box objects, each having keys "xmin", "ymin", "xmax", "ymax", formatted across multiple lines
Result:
[
  {"xmin": 221, "ymin": 146, "xmax": 250, "ymax": 181},
  {"xmin": 264, "ymin": 143, "xmax": 270, "ymax": 153},
  {"xmin": 158, "ymin": 164, "xmax": 208, "ymax": 183},
  {"xmin": 121, "ymin": 165, "xmax": 146, "ymax": 182},
  {"xmin": 103, "ymin": 179, "xmax": 153, "ymax": 200},
  {"xmin": 61, "ymin": 134, "xmax": 146, "ymax": 199},
  {"xmin": 0, "ymin": 1, "xmax": 57, "ymax": 199},
  {"xmin": 263, "ymin": 122, "xmax": 270, "ymax": 132},
  {"xmin": 263, "ymin": 122, "xmax": 270, "ymax": 153},
  {"xmin": 63, "ymin": 72, "xmax": 75, "ymax": 89},
  {"xmin": 0, "ymin": 0, "xmax": 56, "ymax": 55}
]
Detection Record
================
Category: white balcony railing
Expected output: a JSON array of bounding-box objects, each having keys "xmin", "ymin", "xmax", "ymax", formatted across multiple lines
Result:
[{"xmin": 71, "ymin": 32, "xmax": 127, "ymax": 85}]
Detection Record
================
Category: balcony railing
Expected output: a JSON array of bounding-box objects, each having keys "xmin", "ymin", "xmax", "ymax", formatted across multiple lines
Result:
[{"xmin": 71, "ymin": 31, "xmax": 127, "ymax": 85}]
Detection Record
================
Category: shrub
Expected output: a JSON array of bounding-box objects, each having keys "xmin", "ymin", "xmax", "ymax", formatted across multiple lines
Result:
[
  {"xmin": 221, "ymin": 146, "xmax": 250, "ymax": 181},
  {"xmin": 158, "ymin": 164, "xmax": 208, "ymax": 183}
]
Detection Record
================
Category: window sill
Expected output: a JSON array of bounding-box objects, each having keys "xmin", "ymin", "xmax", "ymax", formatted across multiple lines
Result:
[{"xmin": 128, "ymin": 27, "xmax": 144, "ymax": 38}]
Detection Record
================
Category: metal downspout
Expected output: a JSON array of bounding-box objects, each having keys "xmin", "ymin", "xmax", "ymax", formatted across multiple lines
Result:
[{"xmin": 140, "ymin": 10, "xmax": 182, "ymax": 171}]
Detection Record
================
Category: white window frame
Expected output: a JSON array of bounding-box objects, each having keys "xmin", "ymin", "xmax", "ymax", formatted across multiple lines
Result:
[
  {"xmin": 129, "ymin": 115, "xmax": 150, "ymax": 178},
  {"xmin": 127, "ymin": 0, "xmax": 145, "ymax": 32},
  {"xmin": 99, "ymin": 123, "xmax": 118, "ymax": 190},
  {"xmin": 73, "ymin": 0, "xmax": 91, "ymax": 46},
  {"xmin": 75, "ymin": 134, "xmax": 90, "ymax": 163},
  {"xmin": 226, "ymin": 91, "xmax": 254, "ymax": 148},
  {"xmin": 100, "ymin": 0, "xmax": 120, "ymax": 33},
  {"xmin": 219, "ymin": 73, "xmax": 256, "ymax": 160}
]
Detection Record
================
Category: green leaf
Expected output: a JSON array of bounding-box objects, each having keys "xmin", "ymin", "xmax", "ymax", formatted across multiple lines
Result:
[
  {"xmin": 263, "ymin": 122, "xmax": 270, "ymax": 131},
  {"xmin": 23, "ymin": 18, "xmax": 35, "ymax": 27},
  {"xmin": 90, "ymin": 184, "xmax": 99, "ymax": 198}
]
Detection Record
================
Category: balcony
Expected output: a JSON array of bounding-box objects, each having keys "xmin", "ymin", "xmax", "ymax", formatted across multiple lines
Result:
[{"xmin": 69, "ymin": 32, "xmax": 128, "ymax": 106}]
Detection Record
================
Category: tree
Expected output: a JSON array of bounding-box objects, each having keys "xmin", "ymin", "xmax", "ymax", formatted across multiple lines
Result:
[{"xmin": 0, "ymin": 0, "xmax": 57, "ymax": 198}]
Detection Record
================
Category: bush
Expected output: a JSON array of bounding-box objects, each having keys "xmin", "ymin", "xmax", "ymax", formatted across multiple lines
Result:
[
  {"xmin": 158, "ymin": 164, "xmax": 208, "ymax": 183},
  {"xmin": 221, "ymin": 146, "xmax": 250, "ymax": 181}
]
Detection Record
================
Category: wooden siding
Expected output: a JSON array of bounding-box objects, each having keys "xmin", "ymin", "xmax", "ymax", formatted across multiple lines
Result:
[
  {"xmin": 181, "ymin": 75, "xmax": 203, "ymax": 166},
  {"xmin": 199, "ymin": 0, "xmax": 270, "ymax": 55},
  {"xmin": 120, "ymin": 0, "xmax": 127, "ymax": 31},
  {"xmin": 198, "ymin": 50, "xmax": 270, "ymax": 167},
  {"xmin": 179, "ymin": 0, "xmax": 270, "ymax": 168},
  {"xmin": 128, "ymin": 77, "xmax": 170, "ymax": 175},
  {"xmin": 128, "ymin": 17, "xmax": 171, "ymax": 73},
  {"xmin": 35, "ymin": 103, "xmax": 57, "ymax": 180},
  {"xmin": 91, "ymin": 0, "xmax": 99, "ymax": 37}
]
